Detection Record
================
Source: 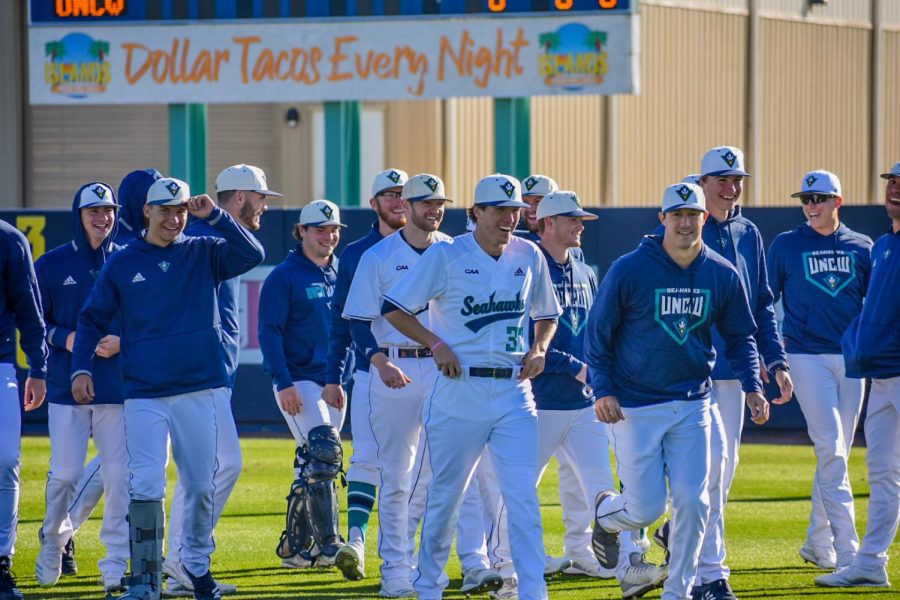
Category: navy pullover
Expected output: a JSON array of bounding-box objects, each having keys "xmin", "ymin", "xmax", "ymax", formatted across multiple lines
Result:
[
  {"xmin": 768, "ymin": 223, "xmax": 872, "ymax": 355},
  {"xmin": 0, "ymin": 220, "xmax": 47, "ymax": 377},
  {"xmin": 842, "ymin": 228, "xmax": 900, "ymax": 379},
  {"xmin": 533, "ymin": 245, "xmax": 596, "ymax": 411},
  {"xmin": 36, "ymin": 183, "xmax": 123, "ymax": 405},
  {"xmin": 516, "ymin": 229, "xmax": 585, "ymax": 262},
  {"xmin": 115, "ymin": 169, "xmax": 161, "ymax": 244},
  {"xmin": 259, "ymin": 247, "xmax": 338, "ymax": 390},
  {"xmin": 186, "ymin": 219, "xmax": 240, "ymax": 387},
  {"xmin": 700, "ymin": 206, "xmax": 787, "ymax": 377},
  {"xmin": 72, "ymin": 207, "xmax": 264, "ymax": 399},
  {"xmin": 325, "ymin": 221, "xmax": 384, "ymax": 384},
  {"xmin": 585, "ymin": 235, "xmax": 762, "ymax": 408}
]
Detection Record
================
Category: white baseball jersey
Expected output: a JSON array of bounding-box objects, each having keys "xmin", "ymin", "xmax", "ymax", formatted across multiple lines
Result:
[
  {"xmin": 384, "ymin": 233, "xmax": 561, "ymax": 367},
  {"xmin": 343, "ymin": 230, "xmax": 452, "ymax": 347}
]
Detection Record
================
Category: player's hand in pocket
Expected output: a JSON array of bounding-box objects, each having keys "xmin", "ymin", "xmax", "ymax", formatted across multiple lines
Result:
[
  {"xmin": 278, "ymin": 386, "xmax": 303, "ymax": 416},
  {"xmin": 595, "ymin": 395, "xmax": 624, "ymax": 424}
]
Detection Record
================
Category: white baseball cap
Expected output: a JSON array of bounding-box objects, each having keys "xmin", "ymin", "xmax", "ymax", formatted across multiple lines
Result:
[
  {"xmin": 403, "ymin": 174, "xmax": 452, "ymax": 202},
  {"xmin": 661, "ymin": 183, "xmax": 707, "ymax": 213},
  {"xmin": 521, "ymin": 174, "xmax": 559, "ymax": 197},
  {"xmin": 536, "ymin": 191, "xmax": 598, "ymax": 220},
  {"xmin": 880, "ymin": 162, "xmax": 900, "ymax": 179},
  {"xmin": 299, "ymin": 199, "xmax": 346, "ymax": 228},
  {"xmin": 215, "ymin": 164, "xmax": 282, "ymax": 197},
  {"xmin": 78, "ymin": 182, "xmax": 118, "ymax": 209},
  {"xmin": 682, "ymin": 174, "xmax": 701, "ymax": 186},
  {"xmin": 371, "ymin": 169, "xmax": 409, "ymax": 197},
  {"xmin": 700, "ymin": 146, "xmax": 751, "ymax": 178},
  {"xmin": 791, "ymin": 170, "xmax": 842, "ymax": 198},
  {"xmin": 474, "ymin": 174, "xmax": 528, "ymax": 208},
  {"xmin": 146, "ymin": 178, "xmax": 190, "ymax": 206}
]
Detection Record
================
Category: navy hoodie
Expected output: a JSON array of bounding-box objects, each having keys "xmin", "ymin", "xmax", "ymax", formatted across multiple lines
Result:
[
  {"xmin": 516, "ymin": 229, "xmax": 585, "ymax": 262},
  {"xmin": 259, "ymin": 247, "xmax": 338, "ymax": 390},
  {"xmin": 186, "ymin": 219, "xmax": 240, "ymax": 387},
  {"xmin": 767, "ymin": 223, "xmax": 872, "ymax": 355},
  {"xmin": 72, "ymin": 207, "xmax": 264, "ymax": 399},
  {"xmin": 0, "ymin": 220, "xmax": 47, "ymax": 377},
  {"xmin": 585, "ymin": 235, "xmax": 762, "ymax": 408},
  {"xmin": 842, "ymin": 228, "xmax": 900, "ymax": 379},
  {"xmin": 325, "ymin": 221, "xmax": 383, "ymax": 384},
  {"xmin": 115, "ymin": 169, "xmax": 161, "ymax": 244},
  {"xmin": 35, "ymin": 183, "xmax": 123, "ymax": 405},
  {"xmin": 533, "ymin": 244, "xmax": 596, "ymax": 411}
]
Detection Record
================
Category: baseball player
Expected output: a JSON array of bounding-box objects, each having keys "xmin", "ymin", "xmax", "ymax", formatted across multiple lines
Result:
[
  {"xmin": 163, "ymin": 164, "xmax": 282, "ymax": 596},
  {"xmin": 816, "ymin": 161, "xmax": 900, "ymax": 588},
  {"xmin": 675, "ymin": 146, "xmax": 793, "ymax": 600},
  {"xmin": 587, "ymin": 183, "xmax": 765, "ymax": 600},
  {"xmin": 57, "ymin": 168, "xmax": 165, "ymax": 579},
  {"xmin": 767, "ymin": 170, "xmax": 872, "ymax": 570},
  {"xmin": 71, "ymin": 178, "xmax": 265, "ymax": 600},
  {"xmin": 516, "ymin": 175, "xmax": 585, "ymax": 264},
  {"xmin": 0, "ymin": 219, "xmax": 48, "ymax": 600},
  {"xmin": 258, "ymin": 200, "xmax": 347, "ymax": 569},
  {"xmin": 33, "ymin": 183, "xmax": 129, "ymax": 594},
  {"xmin": 487, "ymin": 191, "xmax": 662, "ymax": 599},
  {"xmin": 382, "ymin": 173, "xmax": 561, "ymax": 600},
  {"xmin": 343, "ymin": 174, "xmax": 462, "ymax": 597},
  {"xmin": 323, "ymin": 169, "xmax": 409, "ymax": 578}
]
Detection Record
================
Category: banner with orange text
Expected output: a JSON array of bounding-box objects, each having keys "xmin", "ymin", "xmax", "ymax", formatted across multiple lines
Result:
[{"xmin": 29, "ymin": 15, "xmax": 638, "ymax": 104}]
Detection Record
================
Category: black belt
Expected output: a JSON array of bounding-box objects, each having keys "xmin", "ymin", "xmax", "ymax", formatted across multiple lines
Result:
[
  {"xmin": 468, "ymin": 367, "xmax": 516, "ymax": 379},
  {"xmin": 379, "ymin": 347, "xmax": 433, "ymax": 359}
]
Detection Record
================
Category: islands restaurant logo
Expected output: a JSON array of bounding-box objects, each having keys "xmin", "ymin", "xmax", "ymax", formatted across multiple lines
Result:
[
  {"xmin": 537, "ymin": 23, "xmax": 608, "ymax": 90},
  {"xmin": 44, "ymin": 33, "xmax": 111, "ymax": 98}
]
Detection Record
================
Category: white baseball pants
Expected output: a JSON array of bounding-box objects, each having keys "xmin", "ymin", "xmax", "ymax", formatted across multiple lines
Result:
[
  {"xmin": 68, "ymin": 456, "xmax": 104, "ymax": 533},
  {"xmin": 44, "ymin": 403, "xmax": 128, "ymax": 580},
  {"xmin": 790, "ymin": 353, "xmax": 862, "ymax": 565},
  {"xmin": 347, "ymin": 370, "xmax": 379, "ymax": 487},
  {"xmin": 0, "ymin": 363, "xmax": 21, "ymax": 557},
  {"xmin": 124, "ymin": 388, "xmax": 228, "ymax": 578},
  {"xmin": 168, "ymin": 390, "xmax": 243, "ymax": 563},
  {"xmin": 597, "ymin": 400, "xmax": 711, "ymax": 600},
  {"xmin": 276, "ymin": 381, "xmax": 346, "ymax": 452},
  {"xmin": 414, "ymin": 375, "xmax": 547, "ymax": 600},
  {"xmin": 854, "ymin": 376, "xmax": 900, "ymax": 571}
]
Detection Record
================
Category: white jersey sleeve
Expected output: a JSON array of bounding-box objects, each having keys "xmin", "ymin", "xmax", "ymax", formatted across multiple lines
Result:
[
  {"xmin": 384, "ymin": 242, "xmax": 449, "ymax": 315},
  {"xmin": 343, "ymin": 248, "xmax": 383, "ymax": 322},
  {"xmin": 529, "ymin": 250, "xmax": 562, "ymax": 321}
]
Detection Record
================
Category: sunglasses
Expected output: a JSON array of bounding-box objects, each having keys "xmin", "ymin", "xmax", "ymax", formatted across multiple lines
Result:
[{"xmin": 800, "ymin": 194, "xmax": 835, "ymax": 205}]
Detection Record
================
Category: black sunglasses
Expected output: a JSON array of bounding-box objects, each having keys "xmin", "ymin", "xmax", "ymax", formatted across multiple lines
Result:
[{"xmin": 800, "ymin": 194, "xmax": 834, "ymax": 205}]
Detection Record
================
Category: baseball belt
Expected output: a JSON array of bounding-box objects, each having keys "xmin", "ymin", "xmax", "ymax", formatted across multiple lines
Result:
[
  {"xmin": 379, "ymin": 347, "xmax": 433, "ymax": 359},
  {"xmin": 468, "ymin": 367, "xmax": 516, "ymax": 379}
]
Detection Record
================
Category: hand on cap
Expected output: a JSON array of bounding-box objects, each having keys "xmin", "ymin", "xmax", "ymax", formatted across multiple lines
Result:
[{"xmin": 186, "ymin": 194, "xmax": 216, "ymax": 219}]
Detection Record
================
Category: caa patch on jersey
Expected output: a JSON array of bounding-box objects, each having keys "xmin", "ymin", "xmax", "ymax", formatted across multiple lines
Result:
[
  {"xmin": 654, "ymin": 287, "xmax": 711, "ymax": 345},
  {"xmin": 802, "ymin": 250, "xmax": 857, "ymax": 297}
]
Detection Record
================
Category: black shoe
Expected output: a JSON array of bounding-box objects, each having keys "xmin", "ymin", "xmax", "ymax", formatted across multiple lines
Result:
[
  {"xmin": 61, "ymin": 536, "xmax": 77, "ymax": 576},
  {"xmin": 652, "ymin": 520, "xmax": 670, "ymax": 566},
  {"xmin": 702, "ymin": 579, "xmax": 738, "ymax": 600},
  {"xmin": 591, "ymin": 491, "xmax": 620, "ymax": 570},
  {"xmin": 0, "ymin": 556, "xmax": 25, "ymax": 600},
  {"xmin": 185, "ymin": 569, "xmax": 222, "ymax": 600},
  {"xmin": 691, "ymin": 585, "xmax": 703, "ymax": 600}
]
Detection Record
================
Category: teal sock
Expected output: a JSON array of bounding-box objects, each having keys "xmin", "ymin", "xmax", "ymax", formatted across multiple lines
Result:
[{"xmin": 347, "ymin": 481, "xmax": 376, "ymax": 541}]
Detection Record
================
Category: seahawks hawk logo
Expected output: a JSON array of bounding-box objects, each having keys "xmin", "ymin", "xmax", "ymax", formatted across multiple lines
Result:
[
  {"xmin": 500, "ymin": 181, "xmax": 515, "ymax": 198},
  {"xmin": 721, "ymin": 150, "xmax": 737, "ymax": 167},
  {"xmin": 524, "ymin": 176, "xmax": 539, "ymax": 191},
  {"xmin": 424, "ymin": 177, "xmax": 439, "ymax": 192},
  {"xmin": 158, "ymin": 261, "xmax": 170, "ymax": 273},
  {"xmin": 165, "ymin": 181, "xmax": 181, "ymax": 197},
  {"xmin": 570, "ymin": 193, "xmax": 583, "ymax": 208},
  {"xmin": 676, "ymin": 186, "xmax": 693, "ymax": 202},
  {"xmin": 91, "ymin": 185, "xmax": 108, "ymax": 200},
  {"xmin": 386, "ymin": 170, "xmax": 401, "ymax": 183},
  {"xmin": 319, "ymin": 204, "xmax": 334, "ymax": 220},
  {"xmin": 806, "ymin": 174, "xmax": 817, "ymax": 189}
]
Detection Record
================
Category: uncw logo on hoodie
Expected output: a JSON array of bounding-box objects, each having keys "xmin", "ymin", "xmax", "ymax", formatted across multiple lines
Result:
[
  {"xmin": 654, "ymin": 288, "xmax": 710, "ymax": 345},
  {"xmin": 802, "ymin": 250, "xmax": 856, "ymax": 297}
]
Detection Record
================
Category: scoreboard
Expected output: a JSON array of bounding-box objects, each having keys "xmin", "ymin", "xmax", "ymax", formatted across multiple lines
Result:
[{"xmin": 33, "ymin": 0, "xmax": 634, "ymax": 24}]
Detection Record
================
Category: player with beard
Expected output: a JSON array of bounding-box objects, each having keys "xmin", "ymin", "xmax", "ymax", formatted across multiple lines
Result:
[{"xmin": 321, "ymin": 170, "xmax": 410, "ymax": 578}]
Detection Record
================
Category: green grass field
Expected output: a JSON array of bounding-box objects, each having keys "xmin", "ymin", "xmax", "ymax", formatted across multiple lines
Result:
[{"xmin": 10, "ymin": 436, "xmax": 900, "ymax": 599}]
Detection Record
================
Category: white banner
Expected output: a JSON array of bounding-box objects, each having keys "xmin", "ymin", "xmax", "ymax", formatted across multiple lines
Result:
[{"xmin": 29, "ymin": 15, "xmax": 639, "ymax": 104}]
